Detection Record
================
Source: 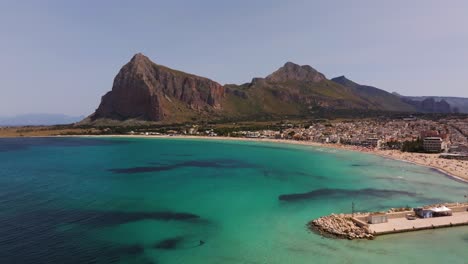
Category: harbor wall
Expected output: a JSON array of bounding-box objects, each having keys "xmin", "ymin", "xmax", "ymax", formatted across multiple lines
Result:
[{"xmin": 374, "ymin": 221, "xmax": 468, "ymax": 236}]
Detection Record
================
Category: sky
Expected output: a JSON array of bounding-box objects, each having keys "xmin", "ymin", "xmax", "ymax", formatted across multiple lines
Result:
[{"xmin": 1, "ymin": 0, "xmax": 467, "ymax": 116}]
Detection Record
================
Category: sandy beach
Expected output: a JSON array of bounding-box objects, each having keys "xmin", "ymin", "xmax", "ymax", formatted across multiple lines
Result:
[
  {"xmin": 374, "ymin": 150, "xmax": 468, "ymax": 183},
  {"xmin": 81, "ymin": 134, "xmax": 468, "ymax": 183}
]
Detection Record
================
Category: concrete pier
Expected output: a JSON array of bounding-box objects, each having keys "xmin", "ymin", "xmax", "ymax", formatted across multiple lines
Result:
[
  {"xmin": 310, "ymin": 203, "xmax": 468, "ymax": 239},
  {"xmin": 364, "ymin": 208, "xmax": 468, "ymax": 235}
]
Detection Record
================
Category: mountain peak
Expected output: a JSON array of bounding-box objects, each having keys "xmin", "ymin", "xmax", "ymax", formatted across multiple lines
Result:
[
  {"xmin": 332, "ymin": 75, "xmax": 348, "ymax": 82},
  {"xmin": 128, "ymin": 53, "xmax": 153, "ymax": 68},
  {"xmin": 131, "ymin": 52, "xmax": 149, "ymax": 61},
  {"xmin": 331, "ymin": 75, "xmax": 360, "ymax": 89},
  {"xmin": 265, "ymin": 62, "xmax": 326, "ymax": 83},
  {"xmin": 118, "ymin": 53, "xmax": 158, "ymax": 79},
  {"xmin": 281, "ymin": 61, "xmax": 319, "ymax": 74},
  {"xmin": 283, "ymin": 61, "xmax": 300, "ymax": 67}
]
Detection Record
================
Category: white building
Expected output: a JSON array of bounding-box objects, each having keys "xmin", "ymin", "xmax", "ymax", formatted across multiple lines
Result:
[{"xmin": 423, "ymin": 137, "xmax": 443, "ymax": 153}]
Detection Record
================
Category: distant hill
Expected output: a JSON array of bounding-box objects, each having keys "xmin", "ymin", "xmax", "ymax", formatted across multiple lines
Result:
[
  {"xmin": 84, "ymin": 53, "xmax": 462, "ymax": 125},
  {"xmin": 0, "ymin": 114, "xmax": 84, "ymax": 126},
  {"xmin": 221, "ymin": 62, "xmax": 389, "ymax": 120},
  {"xmin": 394, "ymin": 95, "xmax": 468, "ymax": 113},
  {"xmin": 331, "ymin": 76, "xmax": 416, "ymax": 112}
]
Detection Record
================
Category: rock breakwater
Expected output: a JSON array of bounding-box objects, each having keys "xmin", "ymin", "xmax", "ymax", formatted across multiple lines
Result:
[{"xmin": 308, "ymin": 214, "xmax": 373, "ymax": 240}]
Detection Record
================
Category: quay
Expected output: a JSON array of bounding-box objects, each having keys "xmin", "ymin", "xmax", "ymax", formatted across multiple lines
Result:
[{"xmin": 309, "ymin": 203, "xmax": 468, "ymax": 240}]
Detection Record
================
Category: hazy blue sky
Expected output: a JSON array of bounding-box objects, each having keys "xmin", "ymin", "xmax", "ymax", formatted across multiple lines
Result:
[{"xmin": 1, "ymin": 0, "xmax": 467, "ymax": 116}]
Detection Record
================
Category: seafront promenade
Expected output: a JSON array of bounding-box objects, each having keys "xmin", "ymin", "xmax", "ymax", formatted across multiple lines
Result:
[{"xmin": 367, "ymin": 211, "xmax": 468, "ymax": 235}]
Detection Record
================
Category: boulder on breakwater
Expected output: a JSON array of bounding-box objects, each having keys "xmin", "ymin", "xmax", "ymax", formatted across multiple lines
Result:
[{"xmin": 308, "ymin": 213, "xmax": 373, "ymax": 240}]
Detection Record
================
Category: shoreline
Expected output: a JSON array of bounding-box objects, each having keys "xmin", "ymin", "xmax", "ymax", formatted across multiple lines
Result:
[{"xmin": 3, "ymin": 134, "xmax": 468, "ymax": 183}]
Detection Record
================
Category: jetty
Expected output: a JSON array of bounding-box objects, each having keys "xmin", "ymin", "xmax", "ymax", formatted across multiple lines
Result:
[{"xmin": 308, "ymin": 203, "xmax": 468, "ymax": 240}]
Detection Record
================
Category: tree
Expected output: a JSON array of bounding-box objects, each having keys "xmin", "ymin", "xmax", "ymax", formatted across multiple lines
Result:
[{"xmin": 402, "ymin": 137, "xmax": 424, "ymax": 152}]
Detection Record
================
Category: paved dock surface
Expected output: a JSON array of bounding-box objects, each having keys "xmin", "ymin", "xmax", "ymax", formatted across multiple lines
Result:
[{"xmin": 369, "ymin": 211, "xmax": 468, "ymax": 234}]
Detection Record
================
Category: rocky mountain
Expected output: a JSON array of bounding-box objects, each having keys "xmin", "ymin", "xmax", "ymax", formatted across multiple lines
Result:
[
  {"xmin": 331, "ymin": 76, "xmax": 416, "ymax": 112},
  {"xmin": 86, "ymin": 54, "xmax": 459, "ymax": 124},
  {"xmin": 222, "ymin": 63, "xmax": 383, "ymax": 119},
  {"xmin": 395, "ymin": 95, "xmax": 468, "ymax": 113},
  {"xmin": 402, "ymin": 97, "xmax": 451, "ymax": 113},
  {"xmin": 438, "ymin": 97, "xmax": 468, "ymax": 113},
  {"xmin": 90, "ymin": 53, "xmax": 224, "ymax": 122}
]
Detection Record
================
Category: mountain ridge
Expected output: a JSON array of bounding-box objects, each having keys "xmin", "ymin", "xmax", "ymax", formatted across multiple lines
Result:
[
  {"xmin": 331, "ymin": 76, "xmax": 416, "ymax": 112},
  {"xmin": 392, "ymin": 93, "xmax": 463, "ymax": 113},
  {"xmin": 85, "ymin": 53, "xmax": 465, "ymax": 124}
]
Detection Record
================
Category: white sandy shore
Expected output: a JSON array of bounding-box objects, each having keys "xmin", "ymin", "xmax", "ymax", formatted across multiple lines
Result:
[{"xmin": 74, "ymin": 134, "xmax": 468, "ymax": 183}]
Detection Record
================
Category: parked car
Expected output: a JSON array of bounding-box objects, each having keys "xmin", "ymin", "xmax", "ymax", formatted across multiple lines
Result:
[{"xmin": 406, "ymin": 214, "xmax": 416, "ymax": 220}]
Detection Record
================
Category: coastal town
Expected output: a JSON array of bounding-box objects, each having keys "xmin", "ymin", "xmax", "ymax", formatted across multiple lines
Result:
[
  {"xmin": 229, "ymin": 117, "xmax": 468, "ymax": 154},
  {"xmin": 134, "ymin": 117, "xmax": 468, "ymax": 155}
]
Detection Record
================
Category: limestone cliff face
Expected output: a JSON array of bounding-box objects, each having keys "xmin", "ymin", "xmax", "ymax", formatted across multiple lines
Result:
[{"xmin": 92, "ymin": 53, "xmax": 224, "ymax": 121}]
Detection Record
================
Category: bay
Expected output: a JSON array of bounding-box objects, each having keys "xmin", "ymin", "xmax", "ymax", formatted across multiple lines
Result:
[{"xmin": 0, "ymin": 137, "xmax": 466, "ymax": 264}]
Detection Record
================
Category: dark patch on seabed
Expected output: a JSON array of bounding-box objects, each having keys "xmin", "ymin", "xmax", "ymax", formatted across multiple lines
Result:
[
  {"xmin": 2, "ymin": 209, "xmax": 202, "ymax": 232},
  {"xmin": 153, "ymin": 236, "xmax": 207, "ymax": 251},
  {"xmin": 154, "ymin": 236, "xmax": 184, "ymax": 250},
  {"xmin": 293, "ymin": 170, "xmax": 327, "ymax": 180},
  {"xmin": 278, "ymin": 188, "xmax": 418, "ymax": 202},
  {"xmin": 462, "ymin": 234, "xmax": 468, "ymax": 243},
  {"xmin": 109, "ymin": 158, "xmax": 258, "ymax": 174},
  {"xmin": 0, "ymin": 137, "xmax": 130, "ymax": 152},
  {"xmin": 351, "ymin": 163, "xmax": 368, "ymax": 167}
]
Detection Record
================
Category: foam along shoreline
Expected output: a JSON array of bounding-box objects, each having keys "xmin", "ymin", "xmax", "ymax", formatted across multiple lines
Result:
[{"xmin": 69, "ymin": 134, "xmax": 468, "ymax": 183}]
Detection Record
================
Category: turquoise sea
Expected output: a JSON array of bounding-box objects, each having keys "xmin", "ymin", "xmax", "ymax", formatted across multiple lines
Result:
[{"xmin": 0, "ymin": 137, "xmax": 466, "ymax": 264}]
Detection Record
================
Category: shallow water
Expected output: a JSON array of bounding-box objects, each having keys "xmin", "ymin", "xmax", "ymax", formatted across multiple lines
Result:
[{"xmin": 0, "ymin": 137, "xmax": 466, "ymax": 264}]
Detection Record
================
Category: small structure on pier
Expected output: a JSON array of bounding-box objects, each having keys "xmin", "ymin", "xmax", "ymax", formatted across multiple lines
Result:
[
  {"xmin": 414, "ymin": 206, "xmax": 452, "ymax": 218},
  {"xmin": 367, "ymin": 213, "xmax": 388, "ymax": 224},
  {"xmin": 414, "ymin": 207, "xmax": 433, "ymax": 218},
  {"xmin": 428, "ymin": 206, "xmax": 452, "ymax": 217}
]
